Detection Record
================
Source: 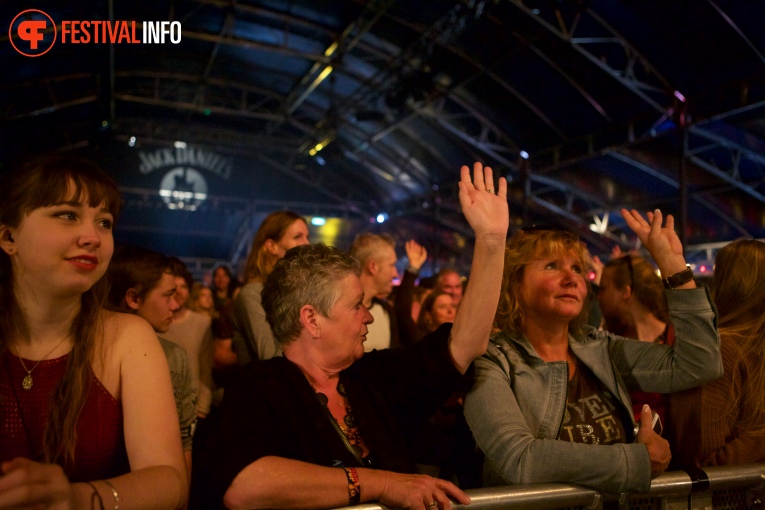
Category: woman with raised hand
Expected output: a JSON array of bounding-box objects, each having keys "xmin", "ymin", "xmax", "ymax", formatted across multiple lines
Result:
[
  {"xmin": 211, "ymin": 163, "xmax": 508, "ymax": 510},
  {"xmin": 464, "ymin": 209, "xmax": 722, "ymax": 494},
  {"xmin": 0, "ymin": 156, "xmax": 187, "ymax": 509},
  {"xmin": 232, "ymin": 211, "xmax": 309, "ymax": 364}
]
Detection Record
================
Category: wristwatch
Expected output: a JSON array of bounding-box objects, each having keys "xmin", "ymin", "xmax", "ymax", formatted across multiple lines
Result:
[{"xmin": 662, "ymin": 265, "xmax": 695, "ymax": 289}]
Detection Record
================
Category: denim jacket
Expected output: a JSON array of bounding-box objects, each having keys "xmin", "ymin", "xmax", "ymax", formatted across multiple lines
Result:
[{"xmin": 464, "ymin": 287, "xmax": 722, "ymax": 494}]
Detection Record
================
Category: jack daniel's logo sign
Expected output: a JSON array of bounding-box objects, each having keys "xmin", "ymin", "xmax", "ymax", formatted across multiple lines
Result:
[{"xmin": 137, "ymin": 146, "xmax": 232, "ymax": 211}]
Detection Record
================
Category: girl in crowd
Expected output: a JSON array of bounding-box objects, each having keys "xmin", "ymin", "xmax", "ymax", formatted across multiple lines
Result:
[
  {"xmin": 666, "ymin": 238, "xmax": 765, "ymax": 466},
  {"xmin": 416, "ymin": 291, "xmax": 457, "ymax": 340},
  {"xmin": 189, "ymin": 283, "xmax": 216, "ymax": 319},
  {"xmin": 210, "ymin": 264, "xmax": 239, "ymax": 312},
  {"xmin": 597, "ymin": 254, "xmax": 674, "ymax": 423},
  {"xmin": 189, "ymin": 283, "xmax": 237, "ymax": 369},
  {"xmin": 232, "ymin": 211, "xmax": 309, "ymax": 363},
  {"xmin": 0, "ymin": 157, "xmax": 187, "ymax": 509},
  {"xmin": 464, "ymin": 210, "xmax": 722, "ymax": 494}
]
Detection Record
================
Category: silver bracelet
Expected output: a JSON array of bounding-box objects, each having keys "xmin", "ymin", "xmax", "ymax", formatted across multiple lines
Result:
[{"xmin": 102, "ymin": 480, "xmax": 120, "ymax": 510}]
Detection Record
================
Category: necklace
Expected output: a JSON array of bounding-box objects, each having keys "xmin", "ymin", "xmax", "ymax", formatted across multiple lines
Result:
[
  {"xmin": 17, "ymin": 337, "xmax": 68, "ymax": 390},
  {"xmin": 313, "ymin": 384, "xmax": 346, "ymax": 408}
]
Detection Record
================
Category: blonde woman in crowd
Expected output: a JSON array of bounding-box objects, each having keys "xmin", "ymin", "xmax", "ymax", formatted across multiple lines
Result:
[{"xmin": 464, "ymin": 211, "xmax": 722, "ymax": 494}]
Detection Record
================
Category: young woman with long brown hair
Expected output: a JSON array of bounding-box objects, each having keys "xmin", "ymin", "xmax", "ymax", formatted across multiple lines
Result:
[
  {"xmin": 231, "ymin": 211, "xmax": 309, "ymax": 363},
  {"xmin": 0, "ymin": 157, "xmax": 187, "ymax": 509},
  {"xmin": 666, "ymin": 238, "xmax": 765, "ymax": 466}
]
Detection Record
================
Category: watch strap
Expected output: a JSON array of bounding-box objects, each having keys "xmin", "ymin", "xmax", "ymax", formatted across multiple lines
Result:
[{"xmin": 662, "ymin": 266, "xmax": 695, "ymax": 289}]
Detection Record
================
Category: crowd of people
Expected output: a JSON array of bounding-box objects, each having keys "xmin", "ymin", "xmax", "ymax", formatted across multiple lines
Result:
[{"xmin": 0, "ymin": 156, "xmax": 763, "ymax": 510}]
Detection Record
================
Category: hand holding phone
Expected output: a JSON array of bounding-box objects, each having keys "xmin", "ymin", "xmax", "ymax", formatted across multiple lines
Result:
[{"xmin": 634, "ymin": 405, "xmax": 671, "ymax": 478}]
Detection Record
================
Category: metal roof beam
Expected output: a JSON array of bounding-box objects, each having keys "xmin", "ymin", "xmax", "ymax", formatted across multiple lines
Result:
[
  {"xmin": 689, "ymin": 125, "xmax": 765, "ymax": 168},
  {"xmin": 506, "ymin": 1, "xmax": 674, "ymax": 113},
  {"xmin": 252, "ymin": 153, "xmax": 371, "ymax": 217},
  {"xmin": 688, "ymin": 155, "xmax": 765, "ymax": 203},
  {"xmin": 604, "ymin": 151, "xmax": 753, "ymax": 235}
]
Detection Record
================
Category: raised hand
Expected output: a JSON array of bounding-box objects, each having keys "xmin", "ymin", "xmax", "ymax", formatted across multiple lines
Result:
[
  {"xmin": 0, "ymin": 458, "xmax": 72, "ymax": 510},
  {"xmin": 459, "ymin": 162, "xmax": 509, "ymax": 239},
  {"xmin": 620, "ymin": 208, "xmax": 687, "ymax": 277},
  {"xmin": 405, "ymin": 240, "xmax": 427, "ymax": 272},
  {"xmin": 377, "ymin": 471, "xmax": 469, "ymax": 510}
]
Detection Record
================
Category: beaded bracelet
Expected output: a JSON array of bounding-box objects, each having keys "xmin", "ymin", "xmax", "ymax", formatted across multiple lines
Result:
[
  {"xmin": 102, "ymin": 479, "xmax": 120, "ymax": 510},
  {"xmin": 85, "ymin": 482, "xmax": 105, "ymax": 510},
  {"xmin": 343, "ymin": 467, "xmax": 361, "ymax": 505}
]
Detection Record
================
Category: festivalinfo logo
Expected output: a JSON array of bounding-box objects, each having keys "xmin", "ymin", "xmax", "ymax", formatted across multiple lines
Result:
[{"xmin": 9, "ymin": 9, "xmax": 182, "ymax": 57}]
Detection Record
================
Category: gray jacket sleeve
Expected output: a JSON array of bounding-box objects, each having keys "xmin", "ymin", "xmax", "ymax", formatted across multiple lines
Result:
[
  {"xmin": 232, "ymin": 282, "xmax": 280, "ymax": 363},
  {"xmin": 609, "ymin": 287, "xmax": 722, "ymax": 392},
  {"xmin": 159, "ymin": 338, "xmax": 198, "ymax": 451},
  {"xmin": 464, "ymin": 354, "xmax": 652, "ymax": 494}
]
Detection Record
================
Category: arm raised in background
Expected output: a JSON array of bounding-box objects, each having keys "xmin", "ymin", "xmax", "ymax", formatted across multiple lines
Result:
[
  {"xmin": 449, "ymin": 162, "xmax": 509, "ymax": 373},
  {"xmin": 395, "ymin": 240, "xmax": 428, "ymax": 346}
]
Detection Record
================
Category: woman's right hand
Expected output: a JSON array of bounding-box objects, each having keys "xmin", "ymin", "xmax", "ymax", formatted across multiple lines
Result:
[
  {"xmin": 0, "ymin": 458, "xmax": 72, "ymax": 510},
  {"xmin": 377, "ymin": 471, "xmax": 469, "ymax": 510},
  {"xmin": 635, "ymin": 405, "xmax": 671, "ymax": 478}
]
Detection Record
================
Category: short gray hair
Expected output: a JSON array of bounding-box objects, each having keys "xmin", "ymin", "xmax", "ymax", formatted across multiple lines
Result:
[
  {"xmin": 262, "ymin": 244, "xmax": 360, "ymax": 344},
  {"xmin": 349, "ymin": 233, "xmax": 395, "ymax": 271}
]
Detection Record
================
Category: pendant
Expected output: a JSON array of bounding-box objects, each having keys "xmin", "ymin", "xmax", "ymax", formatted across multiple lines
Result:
[{"xmin": 22, "ymin": 373, "xmax": 33, "ymax": 390}]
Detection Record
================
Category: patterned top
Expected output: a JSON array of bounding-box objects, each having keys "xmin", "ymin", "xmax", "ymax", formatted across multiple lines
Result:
[
  {"xmin": 558, "ymin": 361, "xmax": 627, "ymax": 445},
  {"xmin": 0, "ymin": 351, "xmax": 129, "ymax": 482}
]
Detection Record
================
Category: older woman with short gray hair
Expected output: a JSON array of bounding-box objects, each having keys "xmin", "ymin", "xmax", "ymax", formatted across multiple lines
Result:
[{"xmin": 210, "ymin": 163, "xmax": 509, "ymax": 510}]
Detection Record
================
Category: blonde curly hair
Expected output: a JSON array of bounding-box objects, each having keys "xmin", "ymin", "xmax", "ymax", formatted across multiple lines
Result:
[{"xmin": 495, "ymin": 228, "xmax": 590, "ymax": 337}]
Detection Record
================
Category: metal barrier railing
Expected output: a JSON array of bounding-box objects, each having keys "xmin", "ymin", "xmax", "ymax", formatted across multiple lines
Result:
[{"xmin": 335, "ymin": 464, "xmax": 765, "ymax": 510}]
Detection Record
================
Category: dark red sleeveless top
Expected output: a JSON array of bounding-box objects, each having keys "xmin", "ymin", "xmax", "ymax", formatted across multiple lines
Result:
[{"xmin": 0, "ymin": 351, "xmax": 130, "ymax": 482}]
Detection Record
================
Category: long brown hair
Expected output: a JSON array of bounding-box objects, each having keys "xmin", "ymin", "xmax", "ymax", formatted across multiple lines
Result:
[
  {"xmin": 0, "ymin": 155, "xmax": 123, "ymax": 469},
  {"xmin": 712, "ymin": 239, "xmax": 765, "ymax": 435},
  {"xmin": 603, "ymin": 254, "xmax": 670, "ymax": 324},
  {"xmin": 495, "ymin": 229, "xmax": 590, "ymax": 337},
  {"xmin": 243, "ymin": 211, "xmax": 306, "ymax": 283},
  {"xmin": 417, "ymin": 290, "xmax": 451, "ymax": 333}
]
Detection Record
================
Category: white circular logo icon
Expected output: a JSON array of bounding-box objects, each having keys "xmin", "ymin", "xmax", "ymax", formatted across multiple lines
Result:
[{"xmin": 159, "ymin": 167, "xmax": 208, "ymax": 211}]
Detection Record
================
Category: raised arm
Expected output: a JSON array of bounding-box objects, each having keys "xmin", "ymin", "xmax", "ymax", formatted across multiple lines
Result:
[
  {"xmin": 616, "ymin": 208, "xmax": 721, "ymax": 389},
  {"xmin": 395, "ymin": 240, "xmax": 427, "ymax": 346},
  {"xmin": 224, "ymin": 456, "xmax": 468, "ymax": 510},
  {"xmin": 449, "ymin": 162, "xmax": 509, "ymax": 372},
  {"xmin": 620, "ymin": 209, "xmax": 694, "ymax": 289}
]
